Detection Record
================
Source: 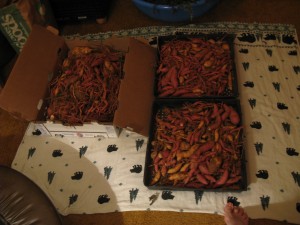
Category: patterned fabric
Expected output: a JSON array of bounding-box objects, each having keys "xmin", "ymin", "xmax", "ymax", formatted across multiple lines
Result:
[
  {"xmin": 64, "ymin": 22, "xmax": 296, "ymax": 41},
  {"xmin": 12, "ymin": 23, "xmax": 300, "ymax": 224}
]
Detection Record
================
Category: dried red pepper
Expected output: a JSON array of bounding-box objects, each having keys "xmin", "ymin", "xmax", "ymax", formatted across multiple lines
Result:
[{"xmin": 47, "ymin": 46, "xmax": 124, "ymax": 125}]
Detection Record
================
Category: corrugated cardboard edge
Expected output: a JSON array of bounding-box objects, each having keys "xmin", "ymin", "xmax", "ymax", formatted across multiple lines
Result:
[
  {"xmin": 113, "ymin": 38, "xmax": 157, "ymax": 137},
  {"xmin": 0, "ymin": 25, "xmax": 67, "ymax": 121},
  {"xmin": 0, "ymin": 26, "xmax": 157, "ymax": 137},
  {"xmin": 66, "ymin": 36, "xmax": 131, "ymax": 53}
]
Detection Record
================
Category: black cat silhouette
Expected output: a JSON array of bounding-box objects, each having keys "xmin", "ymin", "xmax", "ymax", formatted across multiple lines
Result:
[
  {"xmin": 250, "ymin": 121, "xmax": 262, "ymax": 129},
  {"xmin": 32, "ymin": 129, "xmax": 41, "ymax": 136},
  {"xmin": 268, "ymin": 65, "xmax": 279, "ymax": 72},
  {"xmin": 282, "ymin": 34, "xmax": 297, "ymax": 44},
  {"xmin": 71, "ymin": 171, "xmax": 83, "ymax": 180},
  {"xmin": 162, "ymin": 191, "xmax": 175, "ymax": 200},
  {"xmin": 286, "ymin": 148, "xmax": 299, "ymax": 156},
  {"xmin": 227, "ymin": 196, "xmax": 240, "ymax": 206},
  {"xmin": 98, "ymin": 194, "xmax": 110, "ymax": 204},
  {"xmin": 107, "ymin": 144, "xmax": 118, "ymax": 152},
  {"xmin": 264, "ymin": 34, "xmax": 276, "ymax": 41},
  {"xmin": 130, "ymin": 165, "xmax": 142, "ymax": 173},
  {"xmin": 244, "ymin": 81, "xmax": 254, "ymax": 88},
  {"xmin": 237, "ymin": 33, "xmax": 256, "ymax": 43},
  {"xmin": 239, "ymin": 48, "xmax": 249, "ymax": 54},
  {"xmin": 277, "ymin": 103, "xmax": 288, "ymax": 110},
  {"xmin": 288, "ymin": 50, "xmax": 297, "ymax": 56},
  {"xmin": 52, "ymin": 149, "xmax": 63, "ymax": 157},
  {"xmin": 256, "ymin": 170, "xmax": 269, "ymax": 179}
]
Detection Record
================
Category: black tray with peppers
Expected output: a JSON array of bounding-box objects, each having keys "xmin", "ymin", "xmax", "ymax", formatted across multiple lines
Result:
[
  {"xmin": 143, "ymin": 98, "xmax": 247, "ymax": 192},
  {"xmin": 154, "ymin": 33, "xmax": 238, "ymax": 99}
]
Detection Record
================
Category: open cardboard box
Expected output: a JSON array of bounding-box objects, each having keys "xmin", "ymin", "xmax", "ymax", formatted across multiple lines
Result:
[{"xmin": 0, "ymin": 25, "xmax": 157, "ymax": 138}]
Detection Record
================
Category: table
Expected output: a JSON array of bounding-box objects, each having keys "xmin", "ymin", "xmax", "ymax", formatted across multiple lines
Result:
[{"xmin": 11, "ymin": 22, "xmax": 300, "ymax": 224}]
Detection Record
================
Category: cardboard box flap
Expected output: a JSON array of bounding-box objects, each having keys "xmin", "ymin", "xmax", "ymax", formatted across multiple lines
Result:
[
  {"xmin": 114, "ymin": 38, "xmax": 157, "ymax": 137},
  {"xmin": 0, "ymin": 25, "xmax": 67, "ymax": 121},
  {"xmin": 66, "ymin": 36, "xmax": 131, "ymax": 53}
]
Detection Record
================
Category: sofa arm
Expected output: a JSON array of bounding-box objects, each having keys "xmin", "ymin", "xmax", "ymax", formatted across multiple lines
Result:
[{"xmin": 0, "ymin": 165, "xmax": 62, "ymax": 225}]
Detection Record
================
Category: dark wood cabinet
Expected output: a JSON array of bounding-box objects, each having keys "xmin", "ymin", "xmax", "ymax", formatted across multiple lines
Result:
[{"xmin": 49, "ymin": 0, "xmax": 111, "ymax": 23}]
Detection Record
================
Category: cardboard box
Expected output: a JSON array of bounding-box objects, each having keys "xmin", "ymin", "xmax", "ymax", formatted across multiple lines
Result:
[
  {"xmin": 0, "ymin": 25, "xmax": 157, "ymax": 138},
  {"xmin": 43, "ymin": 121, "xmax": 119, "ymax": 138},
  {"xmin": 25, "ymin": 122, "xmax": 110, "ymax": 138}
]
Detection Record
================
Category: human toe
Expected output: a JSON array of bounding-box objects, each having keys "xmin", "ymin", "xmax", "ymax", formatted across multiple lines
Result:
[{"xmin": 224, "ymin": 202, "xmax": 234, "ymax": 214}]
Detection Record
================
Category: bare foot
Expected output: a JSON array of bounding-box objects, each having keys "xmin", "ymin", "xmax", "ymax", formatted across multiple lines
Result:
[{"xmin": 224, "ymin": 202, "xmax": 249, "ymax": 225}]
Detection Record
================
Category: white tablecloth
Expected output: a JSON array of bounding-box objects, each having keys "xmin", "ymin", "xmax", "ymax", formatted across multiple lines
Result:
[{"xmin": 12, "ymin": 22, "xmax": 300, "ymax": 224}]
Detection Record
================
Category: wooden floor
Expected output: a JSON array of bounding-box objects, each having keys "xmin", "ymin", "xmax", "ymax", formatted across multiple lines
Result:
[
  {"xmin": 1, "ymin": 0, "xmax": 300, "ymax": 224},
  {"xmin": 59, "ymin": 0, "xmax": 300, "ymax": 41}
]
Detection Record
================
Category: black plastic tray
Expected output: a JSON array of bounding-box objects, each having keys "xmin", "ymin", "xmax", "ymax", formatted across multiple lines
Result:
[
  {"xmin": 143, "ymin": 98, "xmax": 247, "ymax": 192},
  {"xmin": 154, "ymin": 33, "xmax": 238, "ymax": 99}
]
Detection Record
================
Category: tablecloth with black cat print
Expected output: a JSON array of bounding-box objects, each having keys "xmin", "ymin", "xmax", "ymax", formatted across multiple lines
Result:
[{"xmin": 11, "ymin": 23, "xmax": 300, "ymax": 224}]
